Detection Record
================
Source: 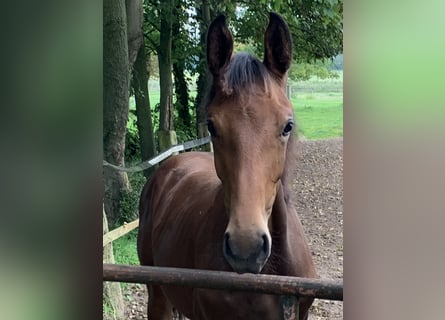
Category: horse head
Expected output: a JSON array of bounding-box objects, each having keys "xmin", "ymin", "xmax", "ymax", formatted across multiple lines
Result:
[{"xmin": 206, "ymin": 13, "xmax": 294, "ymax": 274}]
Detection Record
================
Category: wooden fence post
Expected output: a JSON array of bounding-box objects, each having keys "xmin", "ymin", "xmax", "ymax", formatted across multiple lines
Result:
[
  {"xmin": 198, "ymin": 122, "xmax": 213, "ymax": 152},
  {"xmin": 158, "ymin": 130, "xmax": 178, "ymax": 153},
  {"xmin": 103, "ymin": 208, "xmax": 125, "ymax": 320}
]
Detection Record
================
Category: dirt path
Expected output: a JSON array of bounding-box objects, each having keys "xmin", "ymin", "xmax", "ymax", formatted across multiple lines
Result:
[
  {"xmin": 294, "ymin": 138, "xmax": 343, "ymax": 319},
  {"xmin": 123, "ymin": 138, "xmax": 343, "ymax": 319}
]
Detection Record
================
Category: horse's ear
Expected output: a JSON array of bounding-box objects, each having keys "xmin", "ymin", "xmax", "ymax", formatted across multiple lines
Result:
[
  {"xmin": 207, "ymin": 15, "xmax": 233, "ymax": 78},
  {"xmin": 263, "ymin": 12, "xmax": 292, "ymax": 80}
]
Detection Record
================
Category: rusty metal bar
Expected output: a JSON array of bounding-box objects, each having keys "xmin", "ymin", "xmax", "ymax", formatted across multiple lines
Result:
[{"xmin": 103, "ymin": 264, "xmax": 343, "ymax": 301}]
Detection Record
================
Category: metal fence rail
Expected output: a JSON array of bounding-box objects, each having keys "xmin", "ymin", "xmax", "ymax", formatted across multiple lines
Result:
[
  {"xmin": 103, "ymin": 264, "xmax": 343, "ymax": 301},
  {"xmin": 103, "ymin": 136, "xmax": 211, "ymax": 173}
]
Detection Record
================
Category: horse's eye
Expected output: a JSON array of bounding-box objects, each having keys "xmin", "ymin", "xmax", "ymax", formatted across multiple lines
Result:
[
  {"xmin": 282, "ymin": 120, "xmax": 294, "ymax": 136},
  {"xmin": 207, "ymin": 120, "xmax": 217, "ymax": 137}
]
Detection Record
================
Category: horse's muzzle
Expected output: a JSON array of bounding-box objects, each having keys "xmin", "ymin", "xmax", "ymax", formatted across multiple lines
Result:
[{"xmin": 223, "ymin": 231, "xmax": 271, "ymax": 274}]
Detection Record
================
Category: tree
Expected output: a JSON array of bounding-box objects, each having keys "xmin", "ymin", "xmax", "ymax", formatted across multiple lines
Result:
[
  {"xmin": 126, "ymin": 0, "xmax": 144, "ymax": 69},
  {"xmin": 103, "ymin": 0, "xmax": 135, "ymax": 315},
  {"xmin": 131, "ymin": 41, "xmax": 157, "ymax": 179},
  {"xmin": 104, "ymin": 0, "xmax": 146, "ymax": 226},
  {"xmin": 103, "ymin": 0, "xmax": 147, "ymax": 315},
  {"xmin": 289, "ymin": 60, "xmax": 340, "ymax": 81},
  {"xmin": 233, "ymin": 1, "xmax": 343, "ymax": 62},
  {"xmin": 103, "ymin": 0, "xmax": 131, "ymax": 227},
  {"xmin": 172, "ymin": 0, "xmax": 192, "ymax": 131},
  {"xmin": 157, "ymin": 0, "xmax": 177, "ymax": 151},
  {"xmin": 194, "ymin": 0, "xmax": 212, "ymax": 143}
]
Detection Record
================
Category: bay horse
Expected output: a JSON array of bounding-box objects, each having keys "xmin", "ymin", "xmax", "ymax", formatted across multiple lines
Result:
[{"xmin": 137, "ymin": 12, "xmax": 317, "ymax": 320}]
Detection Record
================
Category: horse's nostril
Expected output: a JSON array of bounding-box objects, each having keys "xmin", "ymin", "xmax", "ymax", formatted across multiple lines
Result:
[
  {"xmin": 223, "ymin": 232, "xmax": 233, "ymax": 258},
  {"xmin": 262, "ymin": 234, "xmax": 270, "ymax": 254}
]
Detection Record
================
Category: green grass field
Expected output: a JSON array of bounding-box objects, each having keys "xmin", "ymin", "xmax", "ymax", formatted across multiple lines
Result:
[
  {"xmin": 291, "ymin": 92, "xmax": 343, "ymax": 140},
  {"xmin": 112, "ymin": 230, "xmax": 139, "ymax": 265}
]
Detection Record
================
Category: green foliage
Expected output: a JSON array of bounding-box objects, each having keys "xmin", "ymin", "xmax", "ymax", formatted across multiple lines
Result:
[
  {"xmin": 117, "ymin": 173, "xmax": 147, "ymax": 227},
  {"xmin": 232, "ymin": 1, "xmax": 343, "ymax": 61},
  {"xmin": 102, "ymin": 299, "xmax": 114, "ymax": 320},
  {"xmin": 289, "ymin": 60, "xmax": 340, "ymax": 81},
  {"xmin": 113, "ymin": 229, "xmax": 140, "ymax": 265},
  {"xmin": 127, "ymin": 89, "xmax": 197, "ymax": 149},
  {"xmin": 125, "ymin": 110, "xmax": 141, "ymax": 162},
  {"xmin": 233, "ymin": 42, "xmax": 257, "ymax": 55},
  {"xmin": 174, "ymin": 106, "xmax": 196, "ymax": 142}
]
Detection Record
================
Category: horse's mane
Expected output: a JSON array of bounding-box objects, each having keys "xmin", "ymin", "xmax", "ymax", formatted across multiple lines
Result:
[
  {"xmin": 205, "ymin": 52, "xmax": 275, "ymax": 104},
  {"xmin": 222, "ymin": 53, "xmax": 274, "ymax": 98},
  {"xmin": 205, "ymin": 52, "xmax": 297, "ymax": 205}
]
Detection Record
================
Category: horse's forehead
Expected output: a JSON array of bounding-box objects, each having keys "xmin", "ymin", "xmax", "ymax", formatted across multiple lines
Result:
[{"xmin": 211, "ymin": 92, "xmax": 291, "ymax": 124}]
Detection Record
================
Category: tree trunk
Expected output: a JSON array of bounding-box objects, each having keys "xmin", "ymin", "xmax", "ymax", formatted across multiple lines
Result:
[
  {"xmin": 126, "ymin": 0, "xmax": 143, "ymax": 70},
  {"xmin": 172, "ymin": 2, "xmax": 191, "ymax": 129},
  {"xmin": 103, "ymin": 208, "xmax": 125, "ymax": 319},
  {"xmin": 194, "ymin": 0, "xmax": 212, "ymax": 151},
  {"xmin": 158, "ymin": 0, "xmax": 177, "ymax": 151},
  {"xmin": 195, "ymin": 1, "xmax": 211, "ymax": 131},
  {"xmin": 132, "ymin": 43, "xmax": 157, "ymax": 178},
  {"xmin": 104, "ymin": 0, "xmax": 131, "ymax": 227},
  {"xmin": 173, "ymin": 58, "xmax": 191, "ymax": 129}
]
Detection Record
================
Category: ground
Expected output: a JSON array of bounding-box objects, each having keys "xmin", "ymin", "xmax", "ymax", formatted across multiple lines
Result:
[
  {"xmin": 123, "ymin": 138, "xmax": 343, "ymax": 319},
  {"xmin": 294, "ymin": 138, "xmax": 343, "ymax": 319}
]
